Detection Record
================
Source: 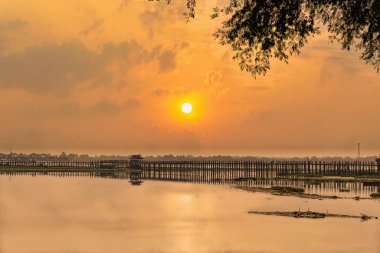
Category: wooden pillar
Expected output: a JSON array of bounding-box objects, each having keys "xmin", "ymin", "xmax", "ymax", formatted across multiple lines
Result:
[{"xmin": 376, "ymin": 158, "xmax": 380, "ymax": 175}]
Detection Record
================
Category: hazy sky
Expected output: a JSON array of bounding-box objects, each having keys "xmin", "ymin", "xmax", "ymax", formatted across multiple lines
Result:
[{"xmin": 0, "ymin": 0, "xmax": 379, "ymax": 157}]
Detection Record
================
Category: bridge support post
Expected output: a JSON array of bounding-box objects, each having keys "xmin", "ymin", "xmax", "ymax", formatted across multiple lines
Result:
[{"xmin": 376, "ymin": 158, "xmax": 380, "ymax": 175}]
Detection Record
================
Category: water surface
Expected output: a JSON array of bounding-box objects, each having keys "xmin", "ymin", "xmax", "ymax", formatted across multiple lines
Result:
[{"xmin": 1, "ymin": 175, "xmax": 379, "ymax": 253}]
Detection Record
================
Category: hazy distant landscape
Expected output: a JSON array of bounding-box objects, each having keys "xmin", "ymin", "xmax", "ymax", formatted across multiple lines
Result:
[{"xmin": 1, "ymin": 152, "xmax": 379, "ymax": 162}]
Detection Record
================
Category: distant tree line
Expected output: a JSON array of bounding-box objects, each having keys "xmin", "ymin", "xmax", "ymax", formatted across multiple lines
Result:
[{"xmin": 0, "ymin": 152, "xmax": 378, "ymax": 162}]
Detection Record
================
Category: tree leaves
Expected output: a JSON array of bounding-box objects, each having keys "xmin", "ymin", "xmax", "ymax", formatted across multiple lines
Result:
[
  {"xmin": 153, "ymin": 0, "xmax": 380, "ymax": 77},
  {"xmin": 212, "ymin": 0, "xmax": 320, "ymax": 76}
]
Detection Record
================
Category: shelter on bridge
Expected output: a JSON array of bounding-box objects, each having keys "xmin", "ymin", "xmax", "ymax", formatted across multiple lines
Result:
[{"xmin": 129, "ymin": 154, "xmax": 143, "ymax": 169}]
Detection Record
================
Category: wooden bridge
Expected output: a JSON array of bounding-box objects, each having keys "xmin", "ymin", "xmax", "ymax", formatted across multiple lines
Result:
[
  {"xmin": 139, "ymin": 160, "xmax": 380, "ymax": 178},
  {"xmin": 0, "ymin": 158, "xmax": 379, "ymax": 178}
]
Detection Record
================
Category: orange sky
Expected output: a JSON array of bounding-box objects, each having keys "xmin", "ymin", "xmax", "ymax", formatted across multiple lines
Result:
[{"xmin": 0, "ymin": 0, "xmax": 379, "ymax": 157}]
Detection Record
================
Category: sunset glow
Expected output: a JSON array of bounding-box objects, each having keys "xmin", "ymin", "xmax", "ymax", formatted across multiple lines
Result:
[
  {"xmin": 1, "ymin": 1, "xmax": 380, "ymax": 252},
  {"xmin": 0, "ymin": 0, "xmax": 378, "ymax": 156}
]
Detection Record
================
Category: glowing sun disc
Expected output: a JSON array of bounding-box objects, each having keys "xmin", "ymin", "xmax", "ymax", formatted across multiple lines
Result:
[{"xmin": 181, "ymin": 103, "xmax": 192, "ymax": 114}]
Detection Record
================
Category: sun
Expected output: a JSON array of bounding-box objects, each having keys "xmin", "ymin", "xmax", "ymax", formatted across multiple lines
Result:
[{"xmin": 181, "ymin": 102, "xmax": 192, "ymax": 114}]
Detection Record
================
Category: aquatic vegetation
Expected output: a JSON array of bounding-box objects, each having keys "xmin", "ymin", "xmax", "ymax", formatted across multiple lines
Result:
[
  {"xmin": 248, "ymin": 210, "xmax": 378, "ymax": 221},
  {"xmin": 270, "ymin": 186, "xmax": 305, "ymax": 193}
]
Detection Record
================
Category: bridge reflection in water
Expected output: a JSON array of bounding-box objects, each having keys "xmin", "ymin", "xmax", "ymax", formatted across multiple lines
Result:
[{"xmin": 1, "ymin": 169, "xmax": 379, "ymax": 198}]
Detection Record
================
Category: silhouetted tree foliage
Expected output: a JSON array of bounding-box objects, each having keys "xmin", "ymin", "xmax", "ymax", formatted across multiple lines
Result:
[{"xmin": 153, "ymin": 0, "xmax": 380, "ymax": 77}]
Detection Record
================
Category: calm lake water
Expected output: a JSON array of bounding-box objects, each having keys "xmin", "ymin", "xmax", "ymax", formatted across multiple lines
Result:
[{"xmin": 1, "ymin": 174, "xmax": 380, "ymax": 253}]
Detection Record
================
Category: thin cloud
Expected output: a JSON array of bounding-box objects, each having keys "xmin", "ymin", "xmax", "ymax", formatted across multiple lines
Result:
[
  {"xmin": 0, "ymin": 41, "xmax": 179, "ymax": 93},
  {"xmin": 153, "ymin": 88, "xmax": 169, "ymax": 96},
  {"xmin": 81, "ymin": 19, "xmax": 103, "ymax": 36},
  {"xmin": 92, "ymin": 100, "xmax": 121, "ymax": 115},
  {"xmin": 158, "ymin": 49, "xmax": 176, "ymax": 73}
]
